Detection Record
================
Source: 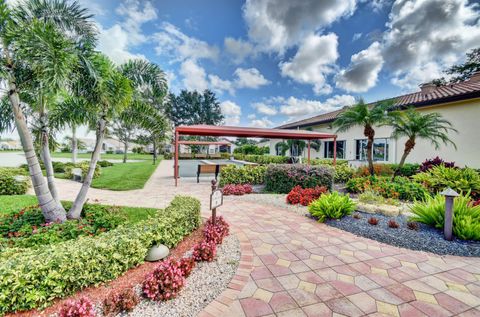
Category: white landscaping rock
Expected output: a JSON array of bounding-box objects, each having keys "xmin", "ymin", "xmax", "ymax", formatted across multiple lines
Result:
[{"xmin": 145, "ymin": 244, "xmax": 169, "ymax": 262}]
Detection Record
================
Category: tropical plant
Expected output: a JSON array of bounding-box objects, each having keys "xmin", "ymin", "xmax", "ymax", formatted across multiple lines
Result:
[
  {"xmin": 413, "ymin": 165, "xmax": 480, "ymax": 196},
  {"xmin": 346, "ymin": 176, "xmax": 428, "ymax": 201},
  {"xmin": 333, "ymin": 99, "xmax": 392, "ymax": 176},
  {"xmin": 419, "ymin": 156, "xmax": 456, "ymax": 172},
  {"xmin": 308, "ymin": 191, "xmax": 356, "ymax": 222},
  {"xmin": 388, "ymin": 108, "xmax": 456, "ymax": 179}
]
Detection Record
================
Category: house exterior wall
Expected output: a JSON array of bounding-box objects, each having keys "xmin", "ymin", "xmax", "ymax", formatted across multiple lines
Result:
[{"xmin": 272, "ymin": 98, "xmax": 480, "ymax": 168}]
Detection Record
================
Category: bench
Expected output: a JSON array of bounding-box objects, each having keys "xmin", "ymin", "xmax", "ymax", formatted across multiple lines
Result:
[{"xmin": 197, "ymin": 164, "xmax": 227, "ymax": 183}]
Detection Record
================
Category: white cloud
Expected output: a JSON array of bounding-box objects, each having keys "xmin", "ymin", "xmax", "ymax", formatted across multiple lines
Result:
[
  {"xmin": 180, "ymin": 59, "xmax": 208, "ymax": 91},
  {"xmin": 382, "ymin": 0, "xmax": 480, "ymax": 89},
  {"xmin": 252, "ymin": 102, "xmax": 277, "ymax": 116},
  {"xmin": 116, "ymin": 0, "xmax": 157, "ymax": 45},
  {"xmin": 234, "ymin": 68, "xmax": 271, "ymax": 89},
  {"xmin": 243, "ymin": 0, "xmax": 357, "ymax": 53},
  {"xmin": 220, "ymin": 100, "xmax": 242, "ymax": 125},
  {"xmin": 248, "ymin": 115, "xmax": 274, "ymax": 128},
  {"xmin": 209, "ymin": 75, "xmax": 235, "ymax": 95},
  {"xmin": 352, "ymin": 33, "xmax": 362, "ymax": 41},
  {"xmin": 97, "ymin": 24, "xmax": 146, "ymax": 64},
  {"xmin": 279, "ymin": 95, "xmax": 355, "ymax": 118},
  {"xmin": 154, "ymin": 22, "xmax": 219, "ymax": 62},
  {"xmin": 280, "ymin": 33, "xmax": 339, "ymax": 95},
  {"xmin": 224, "ymin": 37, "xmax": 255, "ymax": 64},
  {"xmin": 336, "ymin": 42, "xmax": 384, "ymax": 92}
]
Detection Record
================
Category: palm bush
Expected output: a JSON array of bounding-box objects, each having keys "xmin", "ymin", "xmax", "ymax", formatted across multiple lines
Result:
[
  {"xmin": 412, "ymin": 165, "xmax": 480, "ymax": 195},
  {"xmin": 409, "ymin": 193, "xmax": 480, "ymax": 240},
  {"xmin": 308, "ymin": 192, "xmax": 356, "ymax": 222}
]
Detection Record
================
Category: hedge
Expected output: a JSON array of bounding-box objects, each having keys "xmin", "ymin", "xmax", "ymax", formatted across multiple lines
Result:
[
  {"xmin": 219, "ymin": 164, "xmax": 267, "ymax": 186},
  {"xmin": 264, "ymin": 164, "xmax": 334, "ymax": 193},
  {"xmin": 233, "ymin": 154, "xmax": 289, "ymax": 164},
  {"xmin": 0, "ymin": 195, "xmax": 201, "ymax": 314},
  {"xmin": 346, "ymin": 176, "xmax": 428, "ymax": 201},
  {"xmin": 0, "ymin": 168, "xmax": 29, "ymax": 195}
]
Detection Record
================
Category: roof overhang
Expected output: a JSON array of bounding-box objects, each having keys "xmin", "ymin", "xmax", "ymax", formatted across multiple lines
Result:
[
  {"xmin": 175, "ymin": 125, "xmax": 336, "ymax": 140},
  {"xmin": 177, "ymin": 140, "xmax": 232, "ymax": 146}
]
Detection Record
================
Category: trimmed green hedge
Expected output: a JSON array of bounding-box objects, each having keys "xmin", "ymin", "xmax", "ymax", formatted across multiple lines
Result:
[
  {"xmin": 0, "ymin": 195, "xmax": 201, "ymax": 314},
  {"xmin": 264, "ymin": 164, "xmax": 334, "ymax": 193},
  {"xmin": 233, "ymin": 154, "xmax": 289, "ymax": 164},
  {"xmin": 0, "ymin": 168, "xmax": 29, "ymax": 195},
  {"xmin": 219, "ymin": 164, "xmax": 267, "ymax": 186}
]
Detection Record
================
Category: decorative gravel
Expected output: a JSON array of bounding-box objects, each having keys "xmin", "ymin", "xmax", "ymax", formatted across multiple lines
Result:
[
  {"xmin": 324, "ymin": 211, "xmax": 480, "ymax": 257},
  {"xmin": 123, "ymin": 234, "xmax": 241, "ymax": 317}
]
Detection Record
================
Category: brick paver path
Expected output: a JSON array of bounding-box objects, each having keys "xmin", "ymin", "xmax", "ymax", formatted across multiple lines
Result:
[{"xmin": 53, "ymin": 160, "xmax": 480, "ymax": 316}]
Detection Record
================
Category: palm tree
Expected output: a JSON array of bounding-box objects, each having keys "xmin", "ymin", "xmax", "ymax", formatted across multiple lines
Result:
[
  {"xmin": 0, "ymin": 0, "xmax": 97, "ymax": 222},
  {"xmin": 333, "ymin": 99, "xmax": 393, "ymax": 176},
  {"xmin": 388, "ymin": 108, "xmax": 457, "ymax": 179},
  {"xmin": 67, "ymin": 53, "xmax": 132, "ymax": 219}
]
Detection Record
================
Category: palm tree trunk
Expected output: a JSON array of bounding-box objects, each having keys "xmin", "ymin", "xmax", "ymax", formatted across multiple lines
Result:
[
  {"xmin": 67, "ymin": 117, "xmax": 106, "ymax": 219},
  {"xmin": 123, "ymin": 140, "xmax": 128, "ymax": 163},
  {"xmin": 364, "ymin": 124, "xmax": 375, "ymax": 176},
  {"xmin": 392, "ymin": 137, "xmax": 416, "ymax": 180},
  {"xmin": 71, "ymin": 124, "xmax": 77, "ymax": 164},
  {"xmin": 40, "ymin": 128, "xmax": 60, "ymax": 203},
  {"xmin": 152, "ymin": 140, "xmax": 157, "ymax": 165},
  {"xmin": 3, "ymin": 46, "xmax": 66, "ymax": 222}
]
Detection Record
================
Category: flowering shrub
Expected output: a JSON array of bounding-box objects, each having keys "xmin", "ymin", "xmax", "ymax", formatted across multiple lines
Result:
[
  {"xmin": 142, "ymin": 259, "xmax": 185, "ymax": 301},
  {"xmin": 103, "ymin": 289, "xmax": 139, "ymax": 316},
  {"xmin": 204, "ymin": 216, "xmax": 230, "ymax": 244},
  {"xmin": 419, "ymin": 156, "xmax": 455, "ymax": 172},
  {"xmin": 192, "ymin": 240, "xmax": 217, "ymax": 262},
  {"xmin": 174, "ymin": 257, "xmax": 196, "ymax": 277},
  {"xmin": 58, "ymin": 297, "xmax": 96, "ymax": 317},
  {"xmin": 356, "ymin": 164, "xmax": 394, "ymax": 177},
  {"xmin": 222, "ymin": 184, "xmax": 253, "ymax": 196},
  {"xmin": 346, "ymin": 176, "xmax": 427, "ymax": 201},
  {"xmin": 286, "ymin": 185, "xmax": 328, "ymax": 206},
  {"xmin": 265, "ymin": 164, "xmax": 334, "ymax": 194}
]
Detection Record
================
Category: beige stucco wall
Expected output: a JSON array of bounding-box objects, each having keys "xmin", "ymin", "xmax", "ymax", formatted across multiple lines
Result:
[{"xmin": 271, "ymin": 98, "xmax": 480, "ymax": 168}]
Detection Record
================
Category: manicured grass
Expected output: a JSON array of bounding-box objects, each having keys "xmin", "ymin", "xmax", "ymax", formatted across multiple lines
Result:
[
  {"xmin": 0, "ymin": 195, "xmax": 38, "ymax": 214},
  {"xmin": 91, "ymin": 161, "xmax": 159, "ymax": 191},
  {"xmin": 0, "ymin": 194, "xmax": 158, "ymax": 223},
  {"xmin": 51, "ymin": 152, "xmax": 155, "ymax": 161}
]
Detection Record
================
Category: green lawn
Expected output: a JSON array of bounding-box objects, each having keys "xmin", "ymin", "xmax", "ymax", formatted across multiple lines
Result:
[
  {"xmin": 0, "ymin": 195, "xmax": 158, "ymax": 222},
  {"xmin": 51, "ymin": 152, "xmax": 155, "ymax": 161},
  {"xmin": 91, "ymin": 161, "xmax": 159, "ymax": 190}
]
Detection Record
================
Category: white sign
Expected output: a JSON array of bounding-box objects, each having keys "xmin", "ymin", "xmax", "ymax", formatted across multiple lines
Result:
[{"xmin": 210, "ymin": 189, "xmax": 223, "ymax": 210}]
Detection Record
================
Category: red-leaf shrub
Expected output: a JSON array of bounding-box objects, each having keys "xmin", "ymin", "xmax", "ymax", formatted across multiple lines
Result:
[
  {"xmin": 222, "ymin": 184, "xmax": 253, "ymax": 196},
  {"xmin": 388, "ymin": 220, "xmax": 399, "ymax": 228},
  {"xmin": 204, "ymin": 216, "xmax": 230, "ymax": 244},
  {"xmin": 286, "ymin": 185, "xmax": 328, "ymax": 206},
  {"xmin": 192, "ymin": 240, "xmax": 217, "ymax": 262},
  {"xmin": 59, "ymin": 297, "xmax": 95, "ymax": 317},
  {"xmin": 174, "ymin": 257, "xmax": 196, "ymax": 278},
  {"xmin": 103, "ymin": 289, "xmax": 139, "ymax": 316},
  {"xmin": 419, "ymin": 156, "xmax": 456, "ymax": 172},
  {"xmin": 472, "ymin": 199, "xmax": 480, "ymax": 207},
  {"xmin": 368, "ymin": 217, "xmax": 379, "ymax": 225},
  {"xmin": 142, "ymin": 260, "xmax": 185, "ymax": 301}
]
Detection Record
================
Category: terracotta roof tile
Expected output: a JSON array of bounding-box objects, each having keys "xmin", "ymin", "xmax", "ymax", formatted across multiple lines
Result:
[{"xmin": 278, "ymin": 80, "xmax": 480, "ymax": 129}]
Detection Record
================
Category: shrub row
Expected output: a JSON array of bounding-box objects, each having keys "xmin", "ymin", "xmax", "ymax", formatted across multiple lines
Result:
[
  {"xmin": 233, "ymin": 154, "xmax": 289, "ymax": 164},
  {"xmin": 0, "ymin": 167, "xmax": 29, "ymax": 195},
  {"xmin": 413, "ymin": 165, "xmax": 480, "ymax": 196},
  {"xmin": 0, "ymin": 195, "xmax": 201, "ymax": 314},
  {"xmin": 264, "ymin": 164, "xmax": 334, "ymax": 194},
  {"xmin": 346, "ymin": 176, "xmax": 428, "ymax": 201},
  {"xmin": 219, "ymin": 165, "xmax": 266, "ymax": 186},
  {"xmin": 64, "ymin": 161, "xmax": 101, "ymax": 179},
  {"xmin": 356, "ymin": 163, "xmax": 420, "ymax": 177}
]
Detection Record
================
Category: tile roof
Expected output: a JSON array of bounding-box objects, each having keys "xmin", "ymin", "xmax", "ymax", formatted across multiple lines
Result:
[{"xmin": 278, "ymin": 79, "xmax": 480, "ymax": 129}]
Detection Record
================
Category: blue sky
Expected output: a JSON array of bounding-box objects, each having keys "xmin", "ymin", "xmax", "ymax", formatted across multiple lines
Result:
[{"xmin": 3, "ymin": 0, "xmax": 480, "ymax": 139}]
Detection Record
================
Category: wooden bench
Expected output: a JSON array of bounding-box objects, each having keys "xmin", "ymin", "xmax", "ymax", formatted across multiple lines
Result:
[{"xmin": 197, "ymin": 164, "xmax": 227, "ymax": 183}]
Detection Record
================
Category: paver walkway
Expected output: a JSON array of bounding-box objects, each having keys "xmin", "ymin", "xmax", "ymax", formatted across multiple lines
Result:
[{"xmin": 53, "ymin": 160, "xmax": 480, "ymax": 316}]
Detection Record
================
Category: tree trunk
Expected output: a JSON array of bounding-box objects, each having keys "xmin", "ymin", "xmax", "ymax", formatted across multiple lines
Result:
[
  {"xmin": 40, "ymin": 127, "xmax": 60, "ymax": 203},
  {"xmin": 67, "ymin": 117, "xmax": 106, "ymax": 219},
  {"xmin": 71, "ymin": 124, "xmax": 77, "ymax": 164},
  {"xmin": 152, "ymin": 140, "xmax": 157, "ymax": 165},
  {"xmin": 123, "ymin": 140, "xmax": 128, "ymax": 163},
  {"xmin": 364, "ymin": 124, "xmax": 375, "ymax": 176},
  {"xmin": 392, "ymin": 137, "xmax": 416, "ymax": 180},
  {"xmin": 3, "ymin": 46, "xmax": 66, "ymax": 222}
]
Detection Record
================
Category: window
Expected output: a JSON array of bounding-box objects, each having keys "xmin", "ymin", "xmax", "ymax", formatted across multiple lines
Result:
[
  {"xmin": 355, "ymin": 138, "xmax": 389, "ymax": 161},
  {"xmin": 324, "ymin": 141, "xmax": 345, "ymax": 159}
]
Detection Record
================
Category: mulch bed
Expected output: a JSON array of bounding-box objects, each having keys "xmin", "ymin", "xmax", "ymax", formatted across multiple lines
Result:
[{"xmin": 7, "ymin": 225, "xmax": 205, "ymax": 317}]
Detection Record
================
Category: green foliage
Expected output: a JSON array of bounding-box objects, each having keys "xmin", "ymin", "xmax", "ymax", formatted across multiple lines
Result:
[
  {"xmin": 412, "ymin": 165, "xmax": 480, "ymax": 195},
  {"xmin": 233, "ymin": 154, "xmax": 289, "ymax": 164},
  {"xmin": 97, "ymin": 160, "xmax": 114, "ymax": 167},
  {"xmin": 310, "ymin": 159, "xmax": 348, "ymax": 166},
  {"xmin": 0, "ymin": 168, "xmax": 30, "ymax": 195},
  {"xmin": 64, "ymin": 161, "xmax": 101, "ymax": 179},
  {"xmin": 308, "ymin": 192, "xmax": 356, "ymax": 222},
  {"xmin": 0, "ymin": 196, "xmax": 200, "ymax": 314},
  {"xmin": 91, "ymin": 161, "xmax": 159, "ymax": 191},
  {"xmin": 264, "ymin": 164, "xmax": 334, "ymax": 194},
  {"xmin": 346, "ymin": 176, "xmax": 428, "ymax": 201},
  {"xmin": 358, "ymin": 189, "xmax": 400, "ymax": 206},
  {"xmin": 0, "ymin": 195, "xmax": 38, "ymax": 215},
  {"xmin": 219, "ymin": 165, "xmax": 267, "ymax": 186},
  {"xmin": 388, "ymin": 163, "xmax": 420, "ymax": 177},
  {"xmin": 409, "ymin": 193, "xmax": 480, "ymax": 240},
  {"xmin": 332, "ymin": 164, "xmax": 355, "ymax": 183},
  {"xmin": 356, "ymin": 164, "xmax": 394, "ymax": 177},
  {"xmin": 233, "ymin": 144, "xmax": 269, "ymax": 155}
]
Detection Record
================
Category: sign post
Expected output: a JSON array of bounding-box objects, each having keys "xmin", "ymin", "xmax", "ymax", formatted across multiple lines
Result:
[{"xmin": 210, "ymin": 179, "xmax": 223, "ymax": 225}]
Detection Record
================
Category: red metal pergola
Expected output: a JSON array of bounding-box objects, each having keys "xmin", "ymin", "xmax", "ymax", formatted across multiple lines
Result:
[{"xmin": 174, "ymin": 125, "xmax": 337, "ymax": 186}]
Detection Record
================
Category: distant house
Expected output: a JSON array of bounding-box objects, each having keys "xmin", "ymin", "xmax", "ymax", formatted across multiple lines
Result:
[
  {"xmin": 78, "ymin": 138, "xmax": 141, "ymax": 154},
  {"xmin": 0, "ymin": 140, "xmax": 21, "ymax": 150},
  {"xmin": 271, "ymin": 71, "xmax": 480, "ymax": 168}
]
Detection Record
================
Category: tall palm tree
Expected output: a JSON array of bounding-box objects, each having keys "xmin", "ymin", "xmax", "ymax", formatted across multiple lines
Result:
[
  {"xmin": 333, "ymin": 99, "xmax": 392, "ymax": 176},
  {"xmin": 0, "ymin": 0, "xmax": 97, "ymax": 222},
  {"xmin": 388, "ymin": 108, "xmax": 457, "ymax": 179}
]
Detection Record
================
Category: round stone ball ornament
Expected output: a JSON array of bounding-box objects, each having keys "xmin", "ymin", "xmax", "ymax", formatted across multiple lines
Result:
[{"xmin": 145, "ymin": 244, "xmax": 169, "ymax": 262}]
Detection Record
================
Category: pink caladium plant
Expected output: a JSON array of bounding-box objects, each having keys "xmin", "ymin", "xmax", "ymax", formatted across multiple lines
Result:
[
  {"xmin": 58, "ymin": 297, "xmax": 96, "ymax": 317},
  {"xmin": 142, "ymin": 259, "xmax": 185, "ymax": 301}
]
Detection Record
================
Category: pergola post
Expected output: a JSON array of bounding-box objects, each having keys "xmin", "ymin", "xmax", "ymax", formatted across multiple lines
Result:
[
  {"xmin": 175, "ymin": 130, "xmax": 179, "ymax": 187},
  {"xmin": 307, "ymin": 140, "xmax": 311, "ymax": 165},
  {"xmin": 333, "ymin": 136, "xmax": 337, "ymax": 167}
]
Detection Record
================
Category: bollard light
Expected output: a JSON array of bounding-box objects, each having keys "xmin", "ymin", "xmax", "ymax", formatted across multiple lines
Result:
[{"xmin": 440, "ymin": 187, "xmax": 459, "ymax": 241}]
